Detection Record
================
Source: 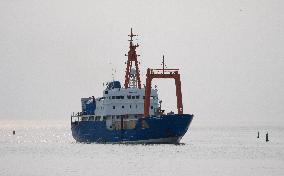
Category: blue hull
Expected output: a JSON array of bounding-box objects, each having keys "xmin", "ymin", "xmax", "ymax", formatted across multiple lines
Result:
[{"xmin": 71, "ymin": 114, "xmax": 193, "ymax": 144}]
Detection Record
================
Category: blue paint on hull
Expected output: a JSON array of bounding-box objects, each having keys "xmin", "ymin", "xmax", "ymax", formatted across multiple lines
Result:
[{"xmin": 71, "ymin": 114, "xmax": 193, "ymax": 144}]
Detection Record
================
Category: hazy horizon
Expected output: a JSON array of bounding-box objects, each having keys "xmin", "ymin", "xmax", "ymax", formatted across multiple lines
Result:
[{"xmin": 1, "ymin": 0, "xmax": 283, "ymax": 126}]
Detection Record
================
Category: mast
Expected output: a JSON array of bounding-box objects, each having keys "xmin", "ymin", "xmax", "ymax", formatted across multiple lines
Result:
[{"xmin": 124, "ymin": 28, "xmax": 141, "ymax": 89}]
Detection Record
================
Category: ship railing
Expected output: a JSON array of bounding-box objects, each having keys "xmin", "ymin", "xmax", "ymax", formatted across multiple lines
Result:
[
  {"xmin": 149, "ymin": 69, "xmax": 179, "ymax": 75},
  {"xmin": 71, "ymin": 112, "xmax": 94, "ymax": 123}
]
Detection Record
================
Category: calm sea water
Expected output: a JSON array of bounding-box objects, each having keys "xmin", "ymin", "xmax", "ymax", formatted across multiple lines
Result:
[{"xmin": 0, "ymin": 120, "xmax": 283, "ymax": 176}]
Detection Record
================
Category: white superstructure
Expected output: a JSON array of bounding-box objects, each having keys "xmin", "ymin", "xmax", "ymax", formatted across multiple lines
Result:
[{"xmin": 95, "ymin": 81, "xmax": 159, "ymax": 118}]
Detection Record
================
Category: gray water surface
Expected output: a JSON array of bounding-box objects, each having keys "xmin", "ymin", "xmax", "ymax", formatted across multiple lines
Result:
[{"xmin": 1, "ymin": 121, "xmax": 283, "ymax": 176}]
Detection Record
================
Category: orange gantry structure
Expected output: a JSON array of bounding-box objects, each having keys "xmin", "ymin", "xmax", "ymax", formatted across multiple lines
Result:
[{"xmin": 144, "ymin": 56, "xmax": 183, "ymax": 117}]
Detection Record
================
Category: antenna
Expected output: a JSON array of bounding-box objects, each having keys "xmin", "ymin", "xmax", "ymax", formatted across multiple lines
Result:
[
  {"xmin": 128, "ymin": 28, "xmax": 137, "ymax": 43},
  {"xmin": 161, "ymin": 55, "xmax": 167, "ymax": 75},
  {"xmin": 109, "ymin": 61, "xmax": 117, "ymax": 81},
  {"xmin": 111, "ymin": 68, "xmax": 114, "ymax": 81}
]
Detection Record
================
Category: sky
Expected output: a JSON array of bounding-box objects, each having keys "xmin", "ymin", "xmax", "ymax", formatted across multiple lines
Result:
[{"xmin": 0, "ymin": 0, "xmax": 283, "ymax": 126}]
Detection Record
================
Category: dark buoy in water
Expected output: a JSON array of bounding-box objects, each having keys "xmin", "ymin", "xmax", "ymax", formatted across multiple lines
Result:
[
  {"xmin": 266, "ymin": 132, "xmax": 269, "ymax": 142},
  {"xmin": 13, "ymin": 130, "xmax": 15, "ymax": 135},
  {"xmin": 257, "ymin": 131, "xmax": 259, "ymax": 138}
]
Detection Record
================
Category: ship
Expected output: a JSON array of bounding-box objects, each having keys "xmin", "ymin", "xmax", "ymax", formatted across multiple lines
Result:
[{"xmin": 71, "ymin": 29, "xmax": 194, "ymax": 144}]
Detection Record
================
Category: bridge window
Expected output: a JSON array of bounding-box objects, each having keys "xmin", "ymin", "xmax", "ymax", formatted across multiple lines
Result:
[{"xmin": 82, "ymin": 116, "xmax": 88, "ymax": 121}]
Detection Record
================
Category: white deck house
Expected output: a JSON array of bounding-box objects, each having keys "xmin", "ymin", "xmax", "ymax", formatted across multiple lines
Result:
[{"xmin": 95, "ymin": 82, "xmax": 159, "ymax": 119}]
